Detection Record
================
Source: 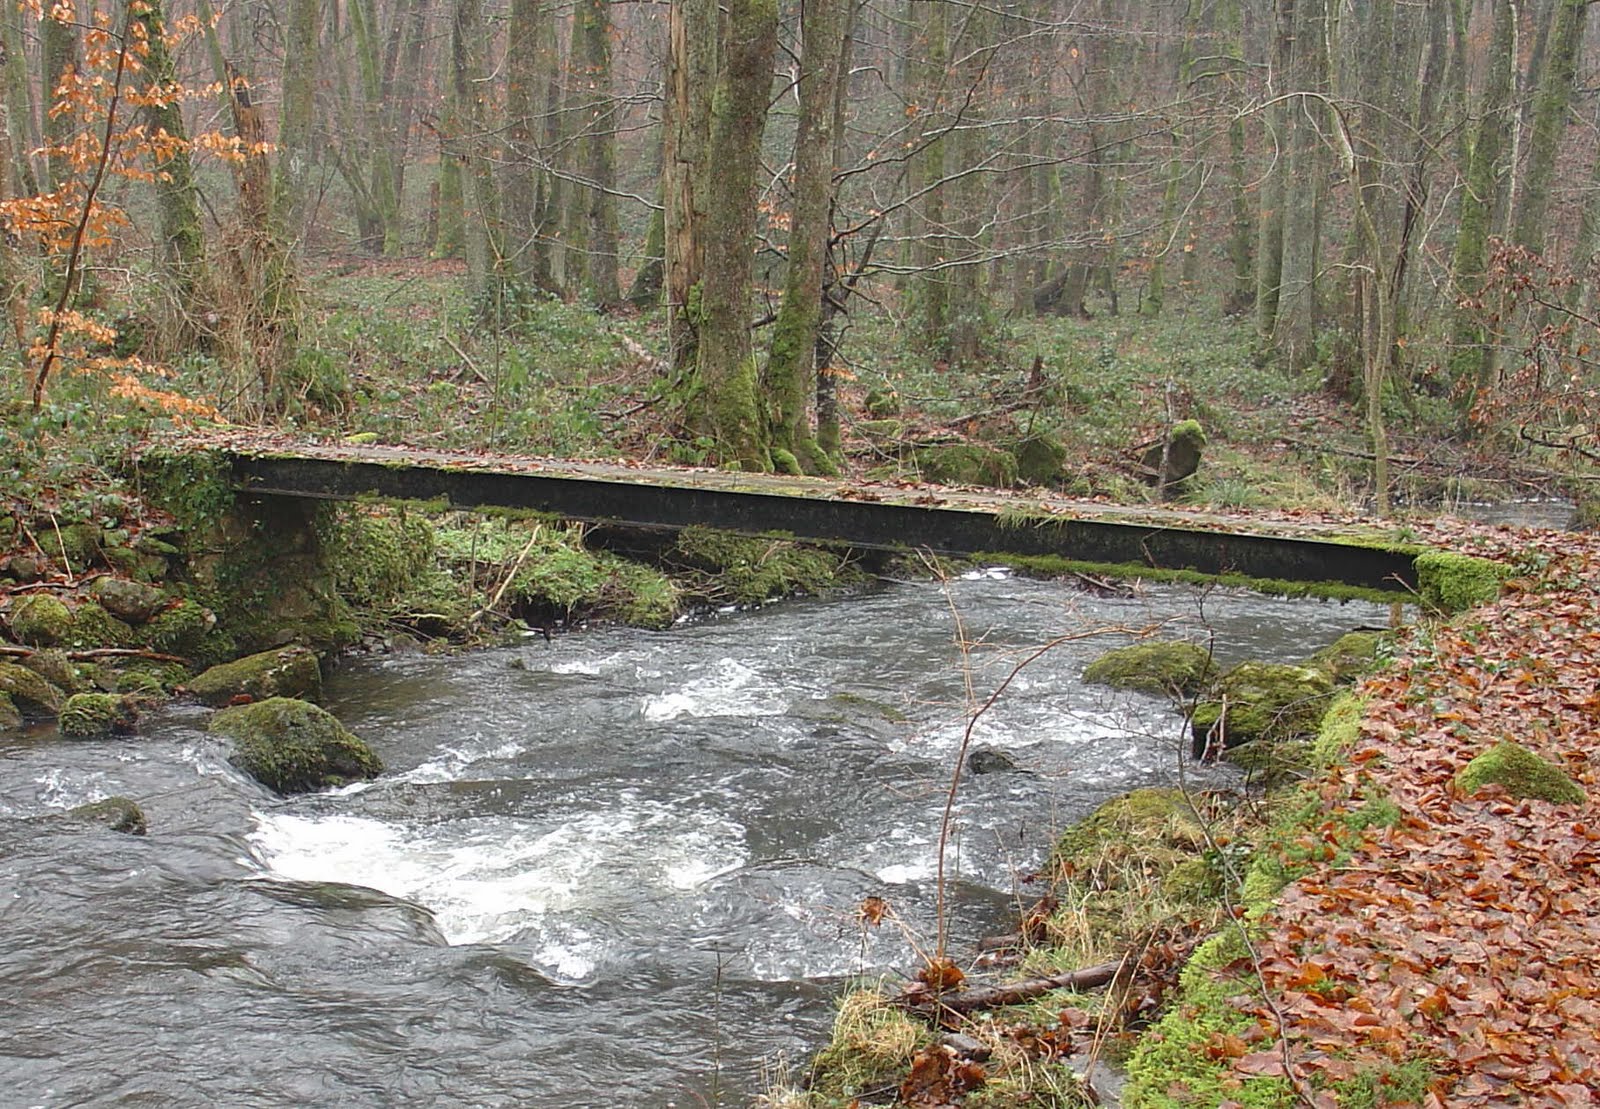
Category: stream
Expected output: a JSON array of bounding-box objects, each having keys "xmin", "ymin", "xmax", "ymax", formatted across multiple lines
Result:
[{"xmin": 0, "ymin": 572, "xmax": 1394, "ymax": 1106}]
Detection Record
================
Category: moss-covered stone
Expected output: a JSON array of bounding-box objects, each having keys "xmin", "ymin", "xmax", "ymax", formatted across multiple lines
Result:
[
  {"xmin": 0, "ymin": 692, "xmax": 19, "ymax": 729},
  {"xmin": 40, "ymin": 522, "xmax": 103, "ymax": 569},
  {"xmin": 1310, "ymin": 630, "xmax": 1389, "ymax": 684},
  {"xmin": 9, "ymin": 594, "xmax": 74, "ymax": 646},
  {"xmin": 113, "ymin": 659, "xmax": 191, "ymax": 695},
  {"xmin": 1053, "ymin": 788, "xmax": 1206, "ymax": 881},
  {"xmin": 1414, "ymin": 551, "xmax": 1511, "ymax": 614},
  {"xmin": 59, "ymin": 692, "xmax": 138, "ymax": 738},
  {"xmin": 325, "ymin": 507, "xmax": 437, "ymax": 611},
  {"xmin": 66, "ymin": 796, "xmax": 147, "ymax": 835},
  {"xmin": 92, "ymin": 577, "xmax": 168, "ymax": 624},
  {"xmin": 185, "ymin": 646, "xmax": 322, "ymax": 706},
  {"xmin": 1011, "ymin": 433, "xmax": 1068, "ymax": 486},
  {"xmin": 1141, "ymin": 420, "xmax": 1207, "ymax": 494},
  {"xmin": 1192, "ymin": 662, "xmax": 1334, "ymax": 756},
  {"xmin": 857, "ymin": 418, "xmax": 905, "ymax": 443},
  {"xmin": 1310, "ymin": 692, "xmax": 1367, "ymax": 769},
  {"xmin": 66, "ymin": 602, "xmax": 136, "ymax": 649},
  {"xmin": 864, "ymin": 387, "xmax": 900, "ymax": 418},
  {"xmin": 914, "ymin": 442, "xmax": 1019, "ymax": 488},
  {"xmin": 1083, "ymin": 640, "xmax": 1216, "ymax": 697},
  {"xmin": 20, "ymin": 648, "xmax": 85, "ymax": 694},
  {"xmin": 210, "ymin": 697, "xmax": 382, "ymax": 794},
  {"xmin": 1456, "ymin": 741, "xmax": 1585, "ymax": 805},
  {"xmin": 0, "ymin": 661, "xmax": 65, "ymax": 716},
  {"xmin": 142, "ymin": 599, "xmax": 217, "ymax": 656}
]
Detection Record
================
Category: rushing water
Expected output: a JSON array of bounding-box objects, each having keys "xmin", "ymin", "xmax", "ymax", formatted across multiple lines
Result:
[{"xmin": 0, "ymin": 573, "xmax": 1394, "ymax": 1107}]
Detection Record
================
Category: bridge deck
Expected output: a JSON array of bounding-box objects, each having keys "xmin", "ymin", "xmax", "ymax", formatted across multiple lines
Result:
[{"xmin": 205, "ymin": 440, "xmax": 1418, "ymax": 593}]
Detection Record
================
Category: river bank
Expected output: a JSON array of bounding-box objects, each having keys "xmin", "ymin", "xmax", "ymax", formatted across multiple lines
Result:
[{"xmin": 771, "ymin": 521, "xmax": 1598, "ymax": 1107}]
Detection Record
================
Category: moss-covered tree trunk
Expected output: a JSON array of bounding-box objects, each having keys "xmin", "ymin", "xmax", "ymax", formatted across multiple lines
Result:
[
  {"xmin": 1143, "ymin": 0, "xmax": 1200, "ymax": 318},
  {"xmin": 763, "ymin": 0, "xmax": 851, "ymax": 474},
  {"xmin": 135, "ymin": 0, "xmax": 206, "ymax": 319},
  {"xmin": 503, "ymin": 0, "xmax": 549, "ymax": 290},
  {"xmin": 663, "ymin": 0, "xmax": 717, "ymax": 375},
  {"xmin": 1254, "ymin": 0, "xmax": 1295, "ymax": 345},
  {"xmin": 1512, "ymin": 0, "xmax": 1587, "ymax": 253},
  {"xmin": 370, "ymin": 0, "xmax": 430, "ymax": 256},
  {"xmin": 690, "ymin": 0, "xmax": 778, "ymax": 469},
  {"xmin": 1447, "ymin": 0, "xmax": 1514, "ymax": 401},
  {"xmin": 41, "ymin": 12, "xmax": 76, "ymax": 193},
  {"xmin": 907, "ymin": 1, "xmax": 949, "ymax": 347},
  {"xmin": 626, "ymin": 194, "xmax": 665, "ymax": 307},
  {"xmin": 3, "ymin": 3, "xmax": 37, "ymax": 197},
  {"xmin": 1273, "ymin": 0, "xmax": 1327, "ymax": 370},
  {"xmin": 0, "ymin": 34, "xmax": 24, "ymax": 352},
  {"xmin": 577, "ymin": 0, "xmax": 621, "ymax": 305},
  {"xmin": 272, "ymin": 0, "xmax": 320, "ymax": 245},
  {"xmin": 452, "ymin": 0, "xmax": 505, "ymax": 313}
]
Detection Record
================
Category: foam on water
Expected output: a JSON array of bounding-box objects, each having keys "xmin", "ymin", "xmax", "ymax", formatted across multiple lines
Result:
[
  {"xmin": 642, "ymin": 657, "xmax": 787, "ymax": 721},
  {"xmin": 247, "ymin": 798, "xmax": 748, "ymax": 965},
  {"xmin": 396, "ymin": 736, "xmax": 527, "ymax": 784},
  {"xmin": 34, "ymin": 767, "xmax": 110, "ymax": 809}
]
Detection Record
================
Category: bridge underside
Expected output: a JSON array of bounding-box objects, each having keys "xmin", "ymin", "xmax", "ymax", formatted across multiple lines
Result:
[{"xmin": 227, "ymin": 452, "xmax": 1417, "ymax": 594}]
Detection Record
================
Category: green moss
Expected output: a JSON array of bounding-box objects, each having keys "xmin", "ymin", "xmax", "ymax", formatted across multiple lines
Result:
[
  {"xmin": 67, "ymin": 602, "xmax": 136, "ymax": 649},
  {"xmin": 91, "ymin": 577, "xmax": 168, "ymax": 624},
  {"xmin": 1170, "ymin": 419, "xmax": 1207, "ymax": 449},
  {"xmin": 185, "ymin": 646, "xmax": 322, "ymax": 706},
  {"xmin": 1414, "ymin": 551, "xmax": 1511, "ymax": 614},
  {"xmin": 20, "ymin": 647, "xmax": 85, "ymax": 694},
  {"xmin": 1330, "ymin": 1058, "xmax": 1437, "ymax": 1109},
  {"xmin": 1083, "ymin": 640, "xmax": 1216, "ymax": 696},
  {"xmin": 59, "ymin": 692, "xmax": 137, "ymax": 738},
  {"xmin": 210, "ymin": 697, "xmax": 382, "ymax": 794},
  {"xmin": 1310, "ymin": 692, "xmax": 1367, "ymax": 768},
  {"xmin": 607, "ymin": 562, "xmax": 680, "ymax": 629},
  {"xmin": 1456, "ymin": 741, "xmax": 1585, "ymax": 805},
  {"xmin": 672, "ymin": 526, "xmax": 853, "ymax": 605},
  {"xmin": 143, "ymin": 599, "xmax": 218, "ymax": 656},
  {"xmin": 39, "ymin": 522, "xmax": 104, "ymax": 569},
  {"xmin": 1012, "ymin": 433, "xmax": 1068, "ymax": 486},
  {"xmin": 1192, "ymin": 662, "xmax": 1334, "ymax": 754},
  {"xmin": 9, "ymin": 594, "xmax": 74, "ymax": 646},
  {"xmin": 857, "ymin": 418, "xmax": 905, "ymax": 442},
  {"xmin": 914, "ymin": 442, "xmax": 1018, "ymax": 488},
  {"xmin": 771, "ymin": 447, "xmax": 802, "ymax": 476},
  {"xmin": 1310, "ymin": 630, "xmax": 1389, "ymax": 684},
  {"xmin": 66, "ymin": 796, "xmax": 147, "ymax": 835},
  {"xmin": 1123, "ymin": 928, "xmax": 1295, "ymax": 1109},
  {"xmin": 0, "ymin": 691, "xmax": 19, "ymax": 729},
  {"xmin": 983, "ymin": 553, "xmax": 1399, "ymax": 605},
  {"xmin": 0, "ymin": 661, "xmax": 65, "ymax": 715},
  {"xmin": 807, "ymin": 988, "xmax": 932, "ymax": 1103},
  {"xmin": 324, "ymin": 507, "xmax": 437, "ymax": 611},
  {"xmin": 138, "ymin": 449, "xmax": 236, "ymax": 536}
]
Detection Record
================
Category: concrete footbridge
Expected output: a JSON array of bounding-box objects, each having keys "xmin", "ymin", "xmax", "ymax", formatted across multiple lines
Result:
[{"xmin": 164, "ymin": 438, "xmax": 1427, "ymax": 597}]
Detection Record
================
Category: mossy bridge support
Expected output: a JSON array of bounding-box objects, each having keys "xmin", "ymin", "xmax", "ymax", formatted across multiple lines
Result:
[{"xmin": 197, "ymin": 442, "xmax": 1424, "ymax": 597}]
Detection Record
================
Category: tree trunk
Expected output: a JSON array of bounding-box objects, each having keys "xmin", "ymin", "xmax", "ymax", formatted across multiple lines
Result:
[
  {"xmin": 576, "ymin": 0, "xmax": 621, "ymax": 305},
  {"xmin": 0, "ymin": 33, "xmax": 24, "ymax": 352},
  {"xmin": 663, "ymin": 0, "xmax": 717, "ymax": 375},
  {"xmin": 1513, "ymin": 0, "xmax": 1587, "ymax": 252},
  {"xmin": 691, "ymin": 0, "xmax": 778, "ymax": 468},
  {"xmin": 41, "ymin": 12, "xmax": 76, "ymax": 192},
  {"xmin": 272, "ymin": 0, "xmax": 320, "ymax": 246},
  {"xmin": 1274, "ymin": 0, "xmax": 1327, "ymax": 370},
  {"xmin": 133, "ymin": 0, "xmax": 206, "ymax": 326},
  {"xmin": 504, "ymin": 0, "xmax": 546, "ymax": 288},
  {"xmin": 1255, "ymin": 0, "xmax": 1295, "ymax": 345},
  {"xmin": 764, "ymin": 0, "xmax": 851, "ymax": 474},
  {"xmin": 452, "ymin": 0, "xmax": 504, "ymax": 313}
]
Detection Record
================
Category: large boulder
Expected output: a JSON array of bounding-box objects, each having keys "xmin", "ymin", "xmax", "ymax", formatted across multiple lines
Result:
[
  {"xmin": 1141, "ymin": 420, "xmax": 1206, "ymax": 496},
  {"xmin": 20, "ymin": 648, "xmax": 86, "ymax": 694},
  {"xmin": 210, "ymin": 697, "xmax": 381, "ymax": 794},
  {"xmin": 185, "ymin": 646, "xmax": 322, "ymax": 706},
  {"xmin": 1011, "ymin": 434, "xmax": 1068, "ymax": 487},
  {"xmin": 92, "ymin": 577, "xmax": 168, "ymax": 624},
  {"xmin": 913, "ymin": 443, "xmax": 1019, "ymax": 488},
  {"xmin": 1191, "ymin": 662, "xmax": 1334, "ymax": 757},
  {"xmin": 0, "ymin": 661, "xmax": 65, "ymax": 717},
  {"xmin": 1310, "ymin": 630, "xmax": 1390, "ymax": 685},
  {"xmin": 1084, "ymin": 640, "xmax": 1216, "ymax": 697},
  {"xmin": 1457, "ymin": 742, "xmax": 1585, "ymax": 805},
  {"xmin": 59, "ymin": 693, "xmax": 139, "ymax": 738}
]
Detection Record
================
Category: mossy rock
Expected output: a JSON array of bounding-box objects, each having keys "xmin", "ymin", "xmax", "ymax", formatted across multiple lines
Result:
[
  {"xmin": 914, "ymin": 442, "xmax": 1019, "ymax": 488},
  {"xmin": 92, "ymin": 577, "xmax": 168, "ymax": 624},
  {"xmin": 857, "ymin": 418, "xmax": 905, "ymax": 443},
  {"xmin": 1141, "ymin": 419, "xmax": 1207, "ymax": 493},
  {"xmin": 325, "ymin": 508, "xmax": 437, "ymax": 611},
  {"xmin": 864, "ymin": 387, "xmax": 900, "ymax": 417},
  {"xmin": 66, "ymin": 796, "xmax": 147, "ymax": 835},
  {"xmin": 1052, "ymin": 788, "xmax": 1206, "ymax": 885},
  {"xmin": 59, "ymin": 692, "xmax": 139, "ymax": 738},
  {"xmin": 66, "ymin": 602, "xmax": 136, "ymax": 649},
  {"xmin": 1192, "ymin": 662, "xmax": 1334, "ymax": 756},
  {"xmin": 1414, "ymin": 551, "xmax": 1511, "ymax": 614},
  {"xmin": 210, "ymin": 697, "xmax": 382, "ymax": 794},
  {"xmin": 1011, "ymin": 433, "xmax": 1068, "ymax": 486},
  {"xmin": 1310, "ymin": 630, "xmax": 1389, "ymax": 684},
  {"xmin": 0, "ymin": 691, "xmax": 19, "ymax": 730},
  {"xmin": 20, "ymin": 648, "xmax": 86, "ymax": 694},
  {"xmin": 1456, "ymin": 742, "xmax": 1585, "ymax": 806},
  {"xmin": 9, "ymin": 594, "xmax": 74, "ymax": 646},
  {"xmin": 1084, "ymin": 640, "xmax": 1216, "ymax": 697},
  {"xmin": 0, "ymin": 661, "xmax": 65, "ymax": 716},
  {"xmin": 185, "ymin": 646, "xmax": 322, "ymax": 706},
  {"xmin": 112, "ymin": 659, "xmax": 191, "ymax": 695},
  {"xmin": 143, "ymin": 599, "xmax": 217, "ymax": 656},
  {"xmin": 40, "ymin": 522, "xmax": 103, "ymax": 569}
]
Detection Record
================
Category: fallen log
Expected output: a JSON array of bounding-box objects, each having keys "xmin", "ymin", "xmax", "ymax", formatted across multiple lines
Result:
[{"xmin": 897, "ymin": 959, "xmax": 1125, "ymax": 1016}]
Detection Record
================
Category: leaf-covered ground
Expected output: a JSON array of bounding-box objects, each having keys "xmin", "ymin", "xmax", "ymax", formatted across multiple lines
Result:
[{"xmin": 1226, "ymin": 527, "xmax": 1600, "ymax": 1105}]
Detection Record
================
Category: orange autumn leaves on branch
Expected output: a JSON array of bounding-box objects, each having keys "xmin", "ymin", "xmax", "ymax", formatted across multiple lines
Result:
[{"xmin": 10, "ymin": 0, "xmax": 260, "ymax": 416}]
